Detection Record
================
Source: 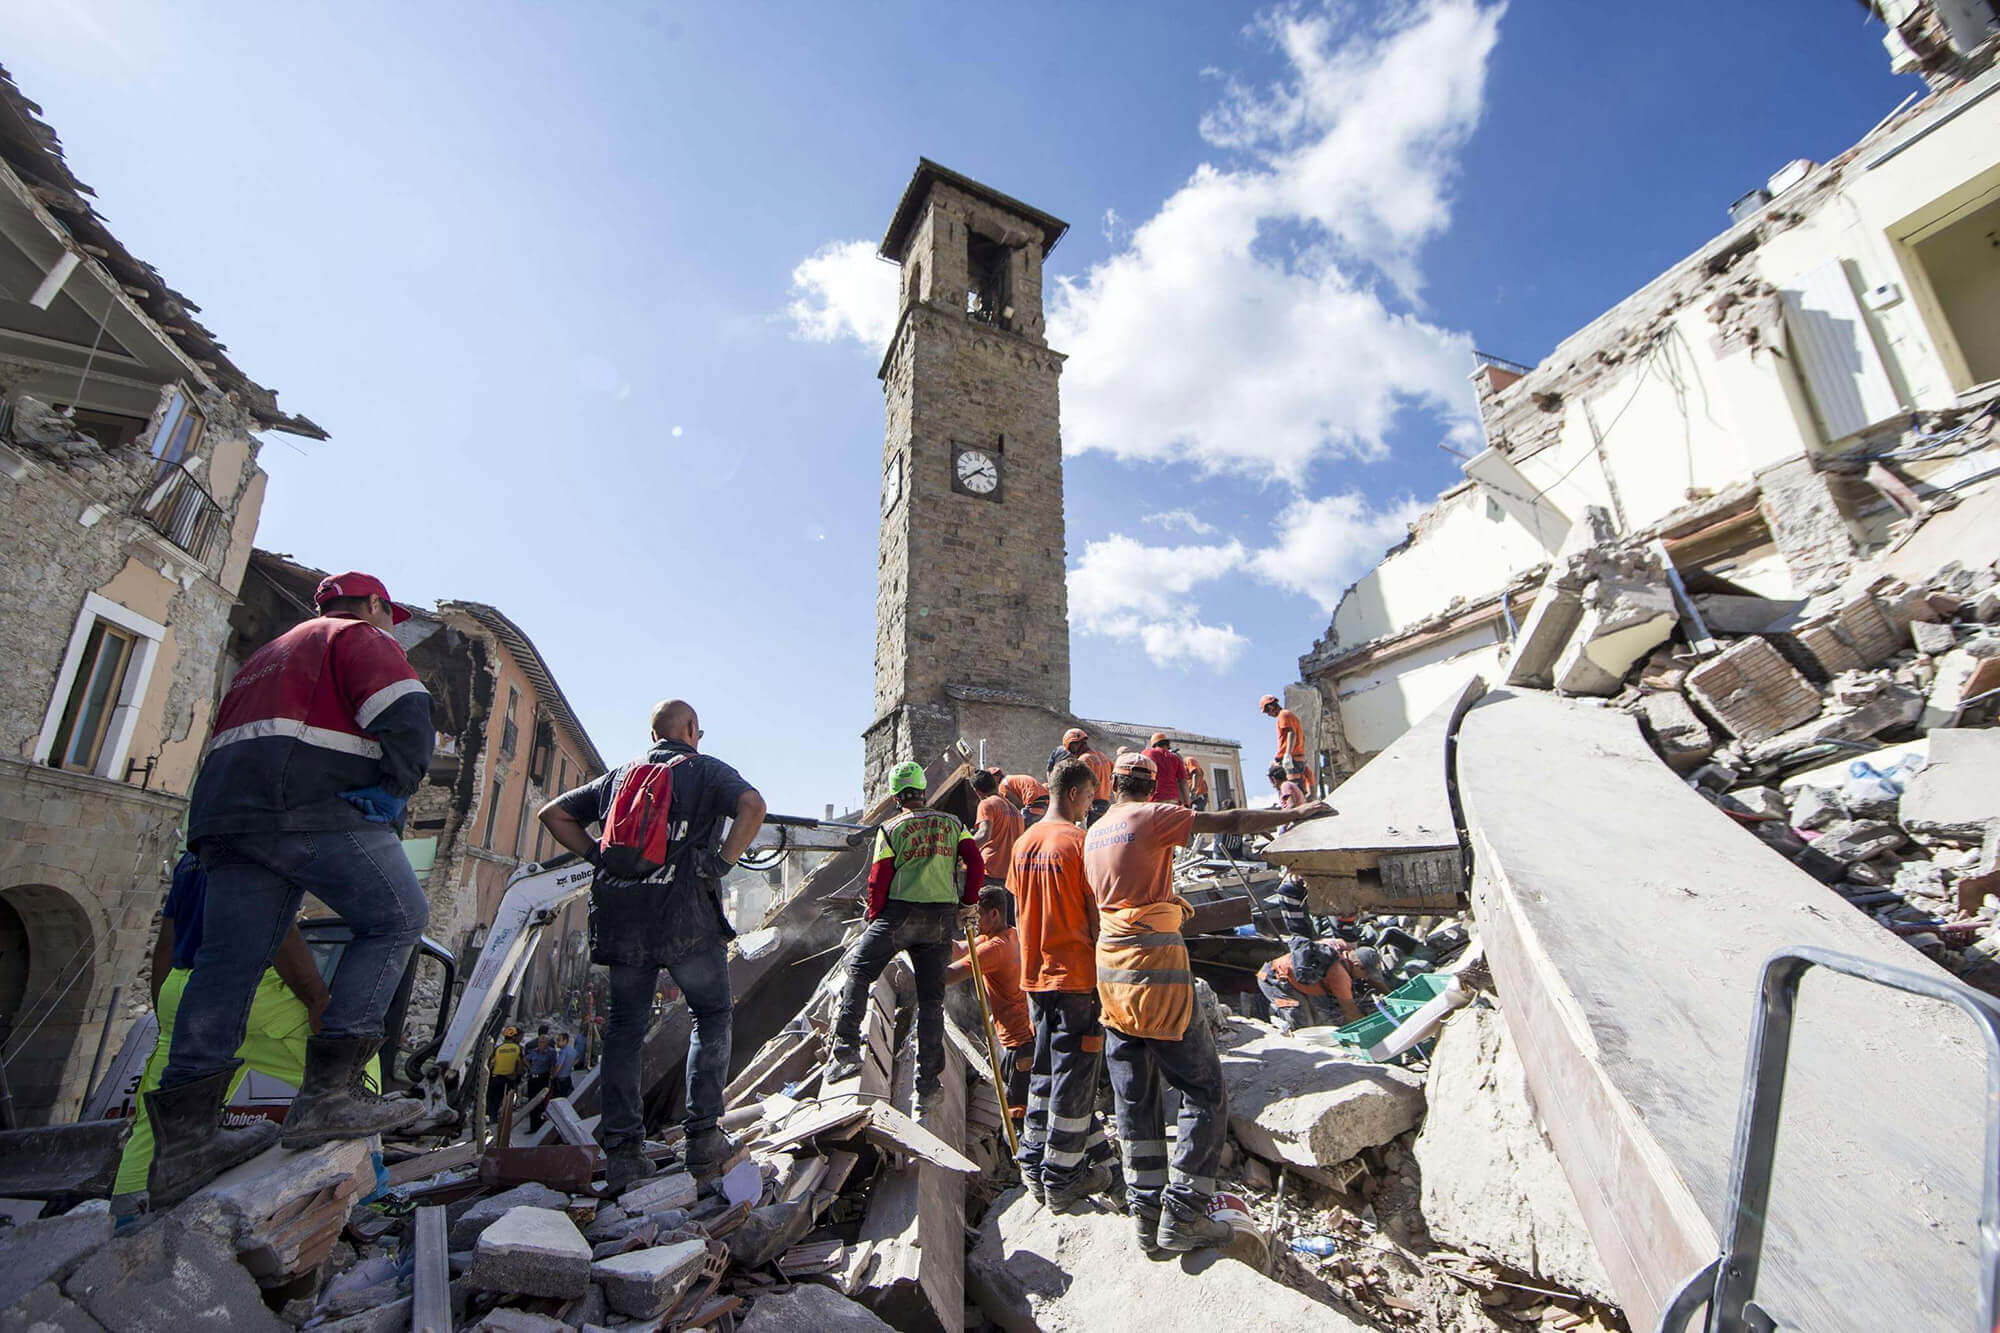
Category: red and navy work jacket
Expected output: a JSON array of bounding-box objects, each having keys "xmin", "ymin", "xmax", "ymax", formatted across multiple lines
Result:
[{"xmin": 187, "ymin": 615, "xmax": 433, "ymax": 843}]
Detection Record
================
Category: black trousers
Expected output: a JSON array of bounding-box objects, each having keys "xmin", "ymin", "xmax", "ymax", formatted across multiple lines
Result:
[
  {"xmin": 1017, "ymin": 991, "xmax": 1113, "ymax": 1191},
  {"xmin": 831, "ymin": 900, "xmax": 955, "ymax": 1090}
]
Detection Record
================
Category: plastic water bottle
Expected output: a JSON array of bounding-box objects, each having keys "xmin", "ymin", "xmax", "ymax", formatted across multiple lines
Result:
[{"xmin": 1290, "ymin": 1235, "xmax": 1340, "ymax": 1257}]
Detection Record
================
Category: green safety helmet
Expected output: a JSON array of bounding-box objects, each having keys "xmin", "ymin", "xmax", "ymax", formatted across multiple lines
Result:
[{"xmin": 889, "ymin": 761, "xmax": 927, "ymax": 796}]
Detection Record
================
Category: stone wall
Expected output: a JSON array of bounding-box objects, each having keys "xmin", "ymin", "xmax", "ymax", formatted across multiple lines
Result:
[
  {"xmin": 868, "ymin": 172, "xmax": 1072, "ymax": 796},
  {"xmin": 0, "ymin": 758, "xmax": 183, "ymax": 1123}
]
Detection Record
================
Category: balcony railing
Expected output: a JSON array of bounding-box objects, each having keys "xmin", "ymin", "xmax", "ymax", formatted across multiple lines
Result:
[{"xmin": 137, "ymin": 463, "xmax": 227, "ymax": 564}]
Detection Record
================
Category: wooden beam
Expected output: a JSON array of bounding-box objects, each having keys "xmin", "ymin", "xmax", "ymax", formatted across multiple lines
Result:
[{"xmin": 412, "ymin": 1206, "xmax": 451, "ymax": 1333}]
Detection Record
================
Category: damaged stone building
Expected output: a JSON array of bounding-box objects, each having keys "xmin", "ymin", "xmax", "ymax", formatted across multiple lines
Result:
[
  {"xmin": 0, "ymin": 68, "xmax": 324, "ymax": 1124},
  {"xmin": 230, "ymin": 552, "xmax": 606, "ymax": 1020},
  {"xmin": 1299, "ymin": 26, "xmax": 2000, "ymax": 776}
]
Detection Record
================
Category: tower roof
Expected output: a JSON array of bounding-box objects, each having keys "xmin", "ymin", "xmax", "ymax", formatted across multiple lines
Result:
[{"xmin": 879, "ymin": 158, "xmax": 1069, "ymax": 263}]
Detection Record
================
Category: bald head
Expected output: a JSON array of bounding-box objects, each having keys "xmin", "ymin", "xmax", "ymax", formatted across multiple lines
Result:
[{"xmin": 650, "ymin": 699, "xmax": 699, "ymax": 748}]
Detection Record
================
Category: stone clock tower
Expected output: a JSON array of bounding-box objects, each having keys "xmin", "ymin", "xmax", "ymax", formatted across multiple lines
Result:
[{"xmin": 864, "ymin": 160, "xmax": 1072, "ymax": 797}]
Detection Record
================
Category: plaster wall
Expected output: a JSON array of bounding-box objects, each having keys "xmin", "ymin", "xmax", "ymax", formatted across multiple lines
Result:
[
  {"xmin": 1331, "ymin": 486, "xmax": 1548, "ymax": 647},
  {"xmin": 1335, "ymin": 622, "xmax": 1507, "ymax": 756}
]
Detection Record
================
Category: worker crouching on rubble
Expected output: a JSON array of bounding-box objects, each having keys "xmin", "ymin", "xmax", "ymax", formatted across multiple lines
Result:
[
  {"xmin": 1000, "ymin": 771, "xmax": 1050, "ymax": 822},
  {"xmin": 1258, "ymin": 938, "xmax": 1368, "ymax": 1030},
  {"xmin": 825, "ymin": 761, "xmax": 984, "ymax": 1114},
  {"xmin": 945, "ymin": 886, "xmax": 1035, "ymax": 1122},
  {"xmin": 1086, "ymin": 750, "xmax": 1332, "ymax": 1255},
  {"xmin": 538, "ymin": 699, "xmax": 768, "ymax": 1195},
  {"xmin": 148, "ymin": 572, "xmax": 433, "ymax": 1208}
]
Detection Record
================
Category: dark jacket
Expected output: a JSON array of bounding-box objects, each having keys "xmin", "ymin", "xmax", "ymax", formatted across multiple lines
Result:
[
  {"xmin": 554, "ymin": 741, "xmax": 755, "ymax": 968},
  {"xmin": 188, "ymin": 615, "xmax": 432, "ymax": 843}
]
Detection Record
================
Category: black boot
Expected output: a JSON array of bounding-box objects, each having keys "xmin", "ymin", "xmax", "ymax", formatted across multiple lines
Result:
[
  {"xmin": 1045, "ymin": 1161, "xmax": 1114, "ymax": 1215},
  {"xmin": 1157, "ymin": 1196, "xmax": 1233, "ymax": 1252},
  {"xmin": 604, "ymin": 1144, "xmax": 654, "ymax": 1197},
  {"xmin": 684, "ymin": 1127, "xmax": 740, "ymax": 1183},
  {"xmin": 1133, "ymin": 1205, "xmax": 1163, "ymax": 1256},
  {"xmin": 823, "ymin": 1045, "xmax": 862, "ymax": 1085},
  {"xmin": 280, "ymin": 1035, "xmax": 421, "ymax": 1149},
  {"xmin": 145, "ymin": 1064, "xmax": 280, "ymax": 1208}
]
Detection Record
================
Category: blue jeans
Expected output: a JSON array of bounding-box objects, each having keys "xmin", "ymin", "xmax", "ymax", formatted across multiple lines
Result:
[
  {"xmin": 601, "ymin": 945, "xmax": 732, "ymax": 1151},
  {"xmin": 164, "ymin": 828, "xmax": 427, "ymax": 1088},
  {"xmin": 1105, "ymin": 1015, "xmax": 1229, "ymax": 1218}
]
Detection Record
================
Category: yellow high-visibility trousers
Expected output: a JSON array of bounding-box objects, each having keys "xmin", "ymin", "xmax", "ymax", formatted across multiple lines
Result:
[{"xmin": 114, "ymin": 967, "xmax": 381, "ymax": 1194}]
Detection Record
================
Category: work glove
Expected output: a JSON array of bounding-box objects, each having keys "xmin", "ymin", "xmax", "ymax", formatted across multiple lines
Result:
[
  {"xmin": 340, "ymin": 785, "xmax": 408, "ymax": 825},
  {"xmin": 692, "ymin": 845, "xmax": 734, "ymax": 881},
  {"xmin": 956, "ymin": 904, "xmax": 980, "ymax": 937}
]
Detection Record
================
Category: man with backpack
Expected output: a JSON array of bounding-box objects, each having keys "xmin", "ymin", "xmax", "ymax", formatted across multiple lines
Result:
[
  {"xmin": 538, "ymin": 699, "xmax": 767, "ymax": 1195},
  {"xmin": 824, "ymin": 761, "xmax": 983, "ymax": 1113}
]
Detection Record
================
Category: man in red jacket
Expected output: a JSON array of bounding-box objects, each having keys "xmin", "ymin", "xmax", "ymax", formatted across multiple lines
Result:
[{"xmin": 147, "ymin": 572, "xmax": 433, "ymax": 1207}]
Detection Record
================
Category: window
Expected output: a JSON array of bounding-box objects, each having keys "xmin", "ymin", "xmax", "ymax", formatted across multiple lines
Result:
[
  {"xmin": 500, "ymin": 687, "xmax": 519, "ymax": 758},
  {"xmin": 150, "ymin": 390, "xmax": 205, "ymax": 471},
  {"xmin": 512, "ymin": 780, "xmax": 535, "ymax": 862},
  {"xmin": 481, "ymin": 776, "xmax": 505, "ymax": 851},
  {"xmin": 57, "ymin": 406, "xmax": 149, "ymax": 451},
  {"xmin": 557, "ymin": 755, "xmax": 570, "ymax": 796},
  {"xmin": 48, "ymin": 622, "xmax": 136, "ymax": 772},
  {"xmin": 966, "ymin": 230, "xmax": 1013, "ymax": 329},
  {"xmin": 34, "ymin": 594, "xmax": 167, "ymax": 780}
]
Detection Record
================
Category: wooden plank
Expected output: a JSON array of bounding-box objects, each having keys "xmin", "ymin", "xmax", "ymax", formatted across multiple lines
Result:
[
  {"xmin": 543, "ymin": 1097, "xmax": 593, "ymax": 1149},
  {"xmin": 412, "ymin": 1205, "xmax": 451, "ymax": 1333},
  {"xmin": 384, "ymin": 1140, "xmax": 479, "ymax": 1187},
  {"xmin": 1460, "ymin": 688, "xmax": 1988, "ymax": 1332},
  {"xmin": 850, "ymin": 1027, "xmax": 967, "ymax": 1333}
]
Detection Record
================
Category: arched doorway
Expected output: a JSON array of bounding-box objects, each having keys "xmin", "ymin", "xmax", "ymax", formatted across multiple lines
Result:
[{"xmin": 0, "ymin": 883, "xmax": 99, "ymax": 1125}]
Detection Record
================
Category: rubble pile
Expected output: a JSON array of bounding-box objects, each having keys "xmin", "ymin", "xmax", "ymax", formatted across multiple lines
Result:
[{"xmin": 1497, "ymin": 502, "xmax": 2000, "ymax": 998}]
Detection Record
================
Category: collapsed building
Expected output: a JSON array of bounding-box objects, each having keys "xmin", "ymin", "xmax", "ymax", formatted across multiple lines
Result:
[
  {"xmin": 1299, "ymin": 23, "xmax": 2000, "ymax": 783},
  {"xmin": 0, "ymin": 66, "xmax": 323, "ymax": 1125}
]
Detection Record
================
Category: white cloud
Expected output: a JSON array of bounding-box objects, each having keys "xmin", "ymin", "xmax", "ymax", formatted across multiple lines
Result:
[
  {"xmin": 1247, "ymin": 492, "xmax": 1427, "ymax": 612},
  {"xmin": 1069, "ymin": 534, "xmax": 1249, "ymax": 670},
  {"xmin": 785, "ymin": 240, "xmax": 898, "ymax": 351},
  {"xmin": 1142, "ymin": 508, "xmax": 1218, "ymax": 536},
  {"xmin": 1050, "ymin": 0, "xmax": 1503, "ymax": 483}
]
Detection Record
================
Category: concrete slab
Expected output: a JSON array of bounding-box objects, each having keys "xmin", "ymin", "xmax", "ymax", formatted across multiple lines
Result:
[
  {"xmin": 1264, "ymin": 676, "xmax": 1481, "ymax": 913},
  {"xmin": 1899, "ymin": 728, "xmax": 2000, "ymax": 843},
  {"xmin": 61, "ymin": 1216, "xmax": 282, "ymax": 1331},
  {"xmin": 590, "ymin": 1237, "xmax": 705, "ymax": 1318},
  {"xmin": 467, "ymin": 1206, "xmax": 591, "ymax": 1301},
  {"xmin": 967, "ymin": 1190, "xmax": 1371, "ymax": 1333},
  {"xmin": 1217, "ymin": 1020, "xmax": 1425, "ymax": 1171},
  {"xmin": 1505, "ymin": 507, "xmax": 1620, "ymax": 690},
  {"xmin": 1459, "ymin": 688, "xmax": 1988, "ymax": 1332},
  {"xmin": 616, "ymin": 1171, "xmax": 696, "ymax": 1214},
  {"xmin": 0, "ymin": 1282, "xmax": 106, "ymax": 1332},
  {"xmin": 0, "ymin": 1208, "xmax": 110, "ymax": 1310},
  {"xmin": 448, "ymin": 1182, "xmax": 568, "ymax": 1249},
  {"xmin": 1412, "ymin": 1006, "xmax": 1615, "ymax": 1304},
  {"xmin": 738, "ymin": 1283, "xmax": 894, "ymax": 1332}
]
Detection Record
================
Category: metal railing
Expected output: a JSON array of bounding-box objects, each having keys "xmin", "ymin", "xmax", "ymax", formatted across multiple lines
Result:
[{"xmin": 137, "ymin": 462, "xmax": 227, "ymax": 564}]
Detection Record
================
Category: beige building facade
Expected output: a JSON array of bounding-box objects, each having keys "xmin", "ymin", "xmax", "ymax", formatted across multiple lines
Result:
[{"xmin": 0, "ymin": 70, "xmax": 322, "ymax": 1123}]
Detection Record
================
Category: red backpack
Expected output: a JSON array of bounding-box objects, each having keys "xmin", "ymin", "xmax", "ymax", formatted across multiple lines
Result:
[{"xmin": 597, "ymin": 755, "xmax": 690, "ymax": 879}]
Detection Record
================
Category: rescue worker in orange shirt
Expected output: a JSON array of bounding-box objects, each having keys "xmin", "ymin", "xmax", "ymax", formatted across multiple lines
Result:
[
  {"xmin": 1086, "ymin": 750, "xmax": 1332, "ymax": 1254},
  {"xmin": 1008, "ymin": 759, "xmax": 1118, "ymax": 1211},
  {"xmin": 970, "ymin": 769, "xmax": 1024, "ymax": 892},
  {"xmin": 945, "ymin": 886, "xmax": 1035, "ymax": 1125},
  {"xmin": 1258, "ymin": 940, "xmax": 1365, "ymax": 1029},
  {"xmin": 1047, "ymin": 728, "xmax": 1112, "ymax": 824},
  {"xmin": 1261, "ymin": 694, "xmax": 1314, "ymax": 797},
  {"xmin": 1185, "ymin": 756, "xmax": 1210, "ymax": 811},
  {"xmin": 999, "ymin": 772, "xmax": 1051, "ymax": 822}
]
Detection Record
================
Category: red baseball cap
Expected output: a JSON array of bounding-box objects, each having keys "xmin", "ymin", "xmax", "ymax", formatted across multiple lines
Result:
[{"xmin": 314, "ymin": 571, "xmax": 412, "ymax": 624}]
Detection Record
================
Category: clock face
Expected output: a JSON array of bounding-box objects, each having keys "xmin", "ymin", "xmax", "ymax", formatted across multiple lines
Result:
[
  {"xmin": 955, "ymin": 448, "xmax": 1000, "ymax": 496},
  {"xmin": 882, "ymin": 454, "xmax": 903, "ymax": 513}
]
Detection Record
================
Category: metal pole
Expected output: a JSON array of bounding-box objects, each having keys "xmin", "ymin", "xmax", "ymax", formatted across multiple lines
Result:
[
  {"xmin": 84, "ymin": 984, "xmax": 122, "ymax": 1106},
  {"xmin": 962, "ymin": 924, "xmax": 1020, "ymax": 1158}
]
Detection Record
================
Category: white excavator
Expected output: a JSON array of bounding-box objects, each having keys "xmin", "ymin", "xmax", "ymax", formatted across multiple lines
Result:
[{"xmin": 86, "ymin": 812, "xmax": 872, "ymax": 1132}]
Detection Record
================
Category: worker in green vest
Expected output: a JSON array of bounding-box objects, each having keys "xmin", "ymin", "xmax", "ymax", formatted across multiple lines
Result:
[{"xmin": 824, "ymin": 761, "xmax": 984, "ymax": 1113}]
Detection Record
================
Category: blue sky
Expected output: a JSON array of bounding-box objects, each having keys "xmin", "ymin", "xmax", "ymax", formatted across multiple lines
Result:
[{"xmin": 12, "ymin": 2, "xmax": 1915, "ymax": 815}]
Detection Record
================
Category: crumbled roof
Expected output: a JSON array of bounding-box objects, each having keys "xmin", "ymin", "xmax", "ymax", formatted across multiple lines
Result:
[
  {"xmin": 1082, "ymin": 718, "xmax": 1242, "ymax": 752},
  {"xmin": 0, "ymin": 65, "xmax": 325, "ymax": 438},
  {"xmin": 442, "ymin": 600, "xmax": 607, "ymax": 776}
]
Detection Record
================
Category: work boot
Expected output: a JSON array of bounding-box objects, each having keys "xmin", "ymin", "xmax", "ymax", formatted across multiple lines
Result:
[
  {"xmin": 1020, "ymin": 1166, "xmax": 1044, "ymax": 1204},
  {"xmin": 913, "ymin": 1080, "xmax": 943, "ymax": 1122},
  {"xmin": 280, "ymin": 1035, "xmax": 422, "ymax": 1149},
  {"xmin": 604, "ymin": 1144, "xmax": 654, "ymax": 1197},
  {"xmin": 684, "ymin": 1127, "xmax": 740, "ymax": 1183},
  {"xmin": 823, "ymin": 1047, "xmax": 863, "ymax": 1085},
  {"xmin": 145, "ymin": 1065, "xmax": 281, "ymax": 1209},
  {"xmin": 1132, "ymin": 1205, "xmax": 1163, "ymax": 1256},
  {"xmin": 1045, "ymin": 1162, "xmax": 1115, "ymax": 1215},
  {"xmin": 1157, "ymin": 1196, "xmax": 1234, "ymax": 1252}
]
